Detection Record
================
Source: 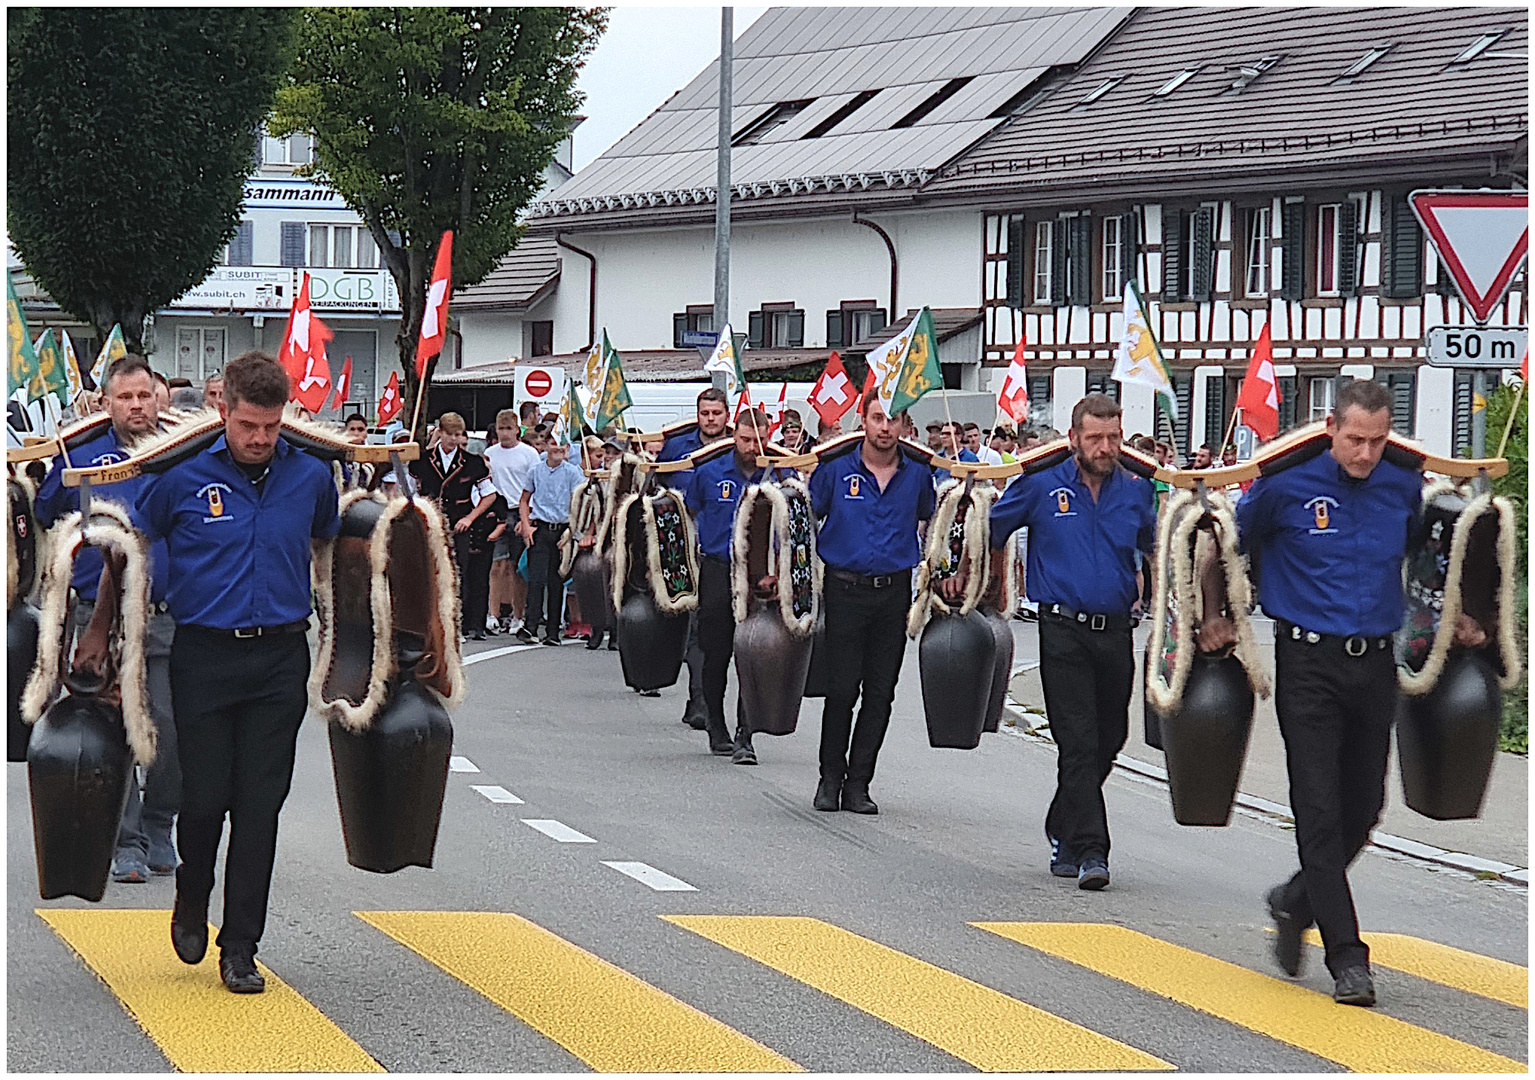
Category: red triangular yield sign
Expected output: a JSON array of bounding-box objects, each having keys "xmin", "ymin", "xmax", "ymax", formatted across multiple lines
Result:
[{"xmin": 1410, "ymin": 190, "xmax": 1528, "ymax": 324}]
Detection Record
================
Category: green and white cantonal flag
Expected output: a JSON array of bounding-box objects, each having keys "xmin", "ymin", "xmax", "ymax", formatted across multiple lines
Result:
[
  {"xmin": 90, "ymin": 323, "xmax": 127, "ymax": 388},
  {"xmin": 591, "ymin": 331, "xmax": 632, "ymax": 432},
  {"xmin": 1112, "ymin": 281, "xmax": 1178, "ymax": 420},
  {"xmin": 701, "ymin": 322, "xmax": 746, "ymax": 396},
  {"xmin": 865, "ymin": 306, "xmax": 942, "ymax": 417},
  {"xmin": 551, "ymin": 376, "xmax": 588, "ymax": 446}
]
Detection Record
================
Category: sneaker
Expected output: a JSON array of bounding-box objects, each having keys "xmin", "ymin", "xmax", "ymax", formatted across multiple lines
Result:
[
  {"xmin": 111, "ymin": 853, "xmax": 150, "ymax": 884},
  {"xmin": 147, "ymin": 835, "xmax": 178, "ymax": 876},
  {"xmin": 541, "ymin": 635, "xmax": 561, "ymax": 646},
  {"xmin": 1267, "ymin": 884, "xmax": 1305, "ymax": 977},
  {"xmin": 1332, "ymin": 965, "xmax": 1376, "ymax": 1007},
  {"xmin": 1048, "ymin": 835, "xmax": 1078, "ymax": 878},
  {"xmin": 1077, "ymin": 858, "xmax": 1110, "ymax": 891},
  {"xmin": 468, "ymin": 629, "xmax": 487, "ymax": 641},
  {"xmin": 515, "ymin": 627, "xmax": 536, "ymax": 644}
]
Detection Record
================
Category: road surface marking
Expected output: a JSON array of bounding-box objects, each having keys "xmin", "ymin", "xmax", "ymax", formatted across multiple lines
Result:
[
  {"xmin": 664, "ymin": 915, "xmax": 1169, "ymax": 1072},
  {"xmin": 357, "ymin": 911, "xmax": 798, "ymax": 1072},
  {"xmin": 462, "ymin": 643, "xmax": 542, "ymax": 666},
  {"xmin": 601, "ymin": 861, "xmax": 697, "ymax": 892},
  {"xmin": 449, "ymin": 756, "xmax": 479, "ymax": 773},
  {"xmin": 977, "ymin": 922, "xmax": 1522, "ymax": 1073},
  {"xmin": 1298, "ymin": 929, "xmax": 1527, "ymax": 1010},
  {"xmin": 522, "ymin": 818, "xmax": 595, "ymax": 843},
  {"xmin": 471, "ymin": 784, "xmax": 523, "ymax": 804},
  {"xmin": 37, "ymin": 909, "xmax": 382, "ymax": 1073}
]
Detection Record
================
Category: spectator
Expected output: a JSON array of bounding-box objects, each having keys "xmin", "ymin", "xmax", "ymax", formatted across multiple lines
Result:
[
  {"xmin": 516, "ymin": 439, "xmax": 584, "ymax": 646},
  {"xmin": 169, "ymin": 386, "xmax": 203, "ymax": 410},
  {"xmin": 343, "ymin": 413, "xmax": 369, "ymax": 445},
  {"xmin": 203, "ymin": 374, "xmax": 224, "ymax": 410},
  {"xmin": 601, "ymin": 437, "xmax": 624, "ymax": 468},
  {"xmin": 152, "ymin": 371, "xmax": 170, "ymax": 412},
  {"xmin": 409, "ymin": 411, "xmax": 497, "ymax": 640},
  {"xmin": 1222, "ymin": 444, "xmax": 1238, "ymax": 468},
  {"xmin": 963, "ymin": 422, "xmax": 985, "ymax": 458},
  {"xmin": 816, "ymin": 414, "xmax": 843, "ymax": 444},
  {"xmin": 518, "ymin": 400, "xmax": 539, "ymax": 434},
  {"xmin": 484, "ymin": 408, "xmax": 539, "ymax": 634},
  {"xmin": 925, "ymin": 420, "xmax": 944, "ymax": 451},
  {"xmin": 778, "ymin": 409, "xmax": 805, "ymax": 451},
  {"xmin": 934, "ymin": 421, "xmax": 978, "ymax": 486},
  {"xmin": 1192, "ymin": 444, "xmax": 1214, "ymax": 469}
]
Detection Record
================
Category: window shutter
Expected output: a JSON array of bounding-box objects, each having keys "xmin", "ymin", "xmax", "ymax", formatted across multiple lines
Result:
[
  {"xmin": 1190, "ymin": 207, "xmax": 1213, "ymax": 302},
  {"xmin": 1278, "ymin": 374, "xmax": 1297, "ymax": 432},
  {"xmin": 747, "ymin": 311, "xmax": 764, "ymax": 349},
  {"xmin": 1452, "ymin": 370, "xmax": 1474, "ymax": 453},
  {"xmin": 251, "ymin": 135, "xmax": 263, "ymax": 170},
  {"xmin": 1381, "ymin": 370, "xmax": 1415, "ymax": 435},
  {"xmin": 1119, "ymin": 211, "xmax": 1139, "ymax": 292},
  {"xmin": 1203, "ymin": 372, "xmax": 1225, "ymax": 448},
  {"xmin": 1027, "ymin": 375, "xmax": 1051, "ymax": 423},
  {"xmin": 787, "ymin": 309, "xmax": 805, "ymax": 348},
  {"xmin": 1381, "ymin": 194, "xmax": 1423, "ymax": 299},
  {"xmin": 279, "ymin": 222, "xmax": 306, "ymax": 267},
  {"xmin": 826, "ymin": 310, "xmax": 844, "ymax": 348},
  {"xmin": 1006, "ymin": 217, "xmax": 1027, "ymax": 309},
  {"xmin": 228, "ymin": 221, "xmax": 254, "ymax": 266},
  {"xmin": 1050, "ymin": 219, "xmax": 1067, "ymax": 307},
  {"xmin": 1280, "ymin": 200, "xmax": 1306, "ymax": 300},
  {"xmin": 1338, "ymin": 200, "xmax": 1359, "ymax": 298},
  {"xmin": 871, "ymin": 309, "xmax": 887, "ymax": 335},
  {"xmin": 1435, "ymin": 257, "xmax": 1456, "ymax": 297},
  {"xmin": 1068, "ymin": 215, "xmax": 1092, "ymax": 306},
  {"xmin": 1171, "ymin": 372, "xmax": 1193, "ymax": 454},
  {"xmin": 673, "ymin": 313, "xmax": 688, "ymax": 349},
  {"xmin": 1160, "ymin": 207, "xmax": 1183, "ymax": 302}
]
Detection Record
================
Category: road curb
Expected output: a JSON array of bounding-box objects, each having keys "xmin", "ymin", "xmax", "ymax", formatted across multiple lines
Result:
[{"xmin": 999, "ymin": 702, "xmax": 1529, "ymax": 888}]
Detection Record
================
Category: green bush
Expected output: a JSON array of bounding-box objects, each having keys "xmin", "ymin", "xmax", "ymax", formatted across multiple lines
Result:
[{"xmin": 1483, "ymin": 380, "xmax": 1527, "ymax": 753}]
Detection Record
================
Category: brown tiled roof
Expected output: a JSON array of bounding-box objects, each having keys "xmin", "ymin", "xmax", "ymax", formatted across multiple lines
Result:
[
  {"xmin": 850, "ymin": 307, "xmax": 983, "ymax": 349},
  {"xmin": 454, "ymin": 236, "xmax": 560, "ymax": 310}
]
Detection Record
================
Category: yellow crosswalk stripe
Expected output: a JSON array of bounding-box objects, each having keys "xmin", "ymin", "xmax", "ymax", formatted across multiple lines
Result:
[
  {"xmin": 37, "ymin": 909, "xmax": 383, "ymax": 1073},
  {"xmin": 664, "ymin": 914, "xmax": 1171, "ymax": 1072},
  {"xmin": 358, "ymin": 911, "xmax": 799, "ymax": 1073},
  {"xmin": 1298, "ymin": 930, "xmax": 1527, "ymax": 1010},
  {"xmin": 978, "ymin": 922, "xmax": 1524, "ymax": 1073}
]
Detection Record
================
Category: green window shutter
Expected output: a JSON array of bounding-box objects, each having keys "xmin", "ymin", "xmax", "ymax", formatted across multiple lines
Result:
[
  {"xmin": 1069, "ymin": 215, "xmax": 1092, "ymax": 306},
  {"xmin": 1338, "ymin": 201, "xmax": 1359, "ymax": 299},
  {"xmin": 1169, "ymin": 372, "xmax": 1193, "ymax": 454},
  {"xmin": 1005, "ymin": 217, "xmax": 1027, "ymax": 309},
  {"xmin": 1203, "ymin": 372, "xmax": 1225, "ymax": 448},
  {"xmin": 826, "ymin": 310, "xmax": 844, "ymax": 349},
  {"xmin": 1435, "ymin": 258, "xmax": 1457, "ymax": 297},
  {"xmin": 1050, "ymin": 220, "xmax": 1068, "ymax": 307},
  {"xmin": 1161, "ymin": 207, "xmax": 1183, "ymax": 302},
  {"xmin": 787, "ymin": 310, "xmax": 805, "ymax": 348},
  {"xmin": 1278, "ymin": 374, "xmax": 1298, "ymax": 432},
  {"xmin": 1027, "ymin": 375, "xmax": 1051, "ymax": 424},
  {"xmin": 1280, "ymin": 200, "xmax": 1306, "ymax": 301},
  {"xmin": 672, "ymin": 313, "xmax": 688, "ymax": 349},
  {"xmin": 1381, "ymin": 193, "xmax": 1423, "ymax": 299},
  {"xmin": 747, "ymin": 311, "xmax": 764, "ymax": 349},
  {"xmin": 1190, "ymin": 207, "xmax": 1213, "ymax": 303},
  {"xmin": 280, "ymin": 222, "xmax": 306, "ymax": 267},
  {"xmin": 1452, "ymin": 370, "xmax": 1474, "ymax": 453},
  {"xmin": 1120, "ymin": 211, "xmax": 1140, "ymax": 292}
]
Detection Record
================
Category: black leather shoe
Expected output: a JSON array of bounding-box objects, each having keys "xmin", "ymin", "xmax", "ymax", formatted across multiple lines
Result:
[
  {"xmin": 1332, "ymin": 965, "xmax": 1375, "ymax": 1006},
  {"xmin": 704, "ymin": 717, "xmax": 733, "ymax": 755},
  {"xmin": 813, "ymin": 779, "xmax": 841, "ymax": 811},
  {"xmin": 1267, "ymin": 884, "xmax": 1305, "ymax": 978},
  {"xmin": 170, "ymin": 892, "xmax": 208, "ymax": 965},
  {"xmin": 841, "ymin": 782, "xmax": 878, "ymax": 815},
  {"xmin": 585, "ymin": 634, "xmax": 603, "ymax": 650},
  {"xmin": 220, "ymin": 947, "xmax": 266, "ymax": 994},
  {"xmin": 682, "ymin": 709, "xmax": 708, "ymax": 731},
  {"xmin": 731, "ymin": 742, "xmax": 757, "ymax": 765}
]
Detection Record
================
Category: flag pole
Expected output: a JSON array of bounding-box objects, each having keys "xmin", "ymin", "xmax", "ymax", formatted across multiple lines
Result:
[
  {"xmin": 1495, "ymin": 379, "xmax": 1524, "ymax": 461},
  {"xmin": 1217, "ymin": 405, "xmax": 1243, "ymax": 459}
]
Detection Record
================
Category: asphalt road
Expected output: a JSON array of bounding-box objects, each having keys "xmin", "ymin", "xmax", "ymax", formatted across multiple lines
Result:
[{"xmin": 8, "ymin": 627, "xmax": 1528, "ymax": 1072}]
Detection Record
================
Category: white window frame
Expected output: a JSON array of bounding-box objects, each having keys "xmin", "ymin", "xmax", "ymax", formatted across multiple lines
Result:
[
  {"xmin": 849, "ymin": 308, "xmax": 885, "ymax": 342},
  {"xmin": 1315, "ymin": 203, "xmax": 1342, "ymax": 297},
  {"xmin": 306, "ymin": 224, "xmax": 377, "ymax": 270},
  {"xmin": 262, "ymin": 133, "xmax": 312, "ymax": 167},
  {"xmin": 1101, "ymin": 215, "xmax": 1123, "ymax": 301},
  {"xmin": 769, "ymin": 311, "xmax": 792, "ymax": 347},
  {"xmin": 175, "ymin": 326, "xmax": 227, "ymax": 382},
  {"xmin": 1308, "ymin": 377, "xmax": 1335, "ymax": 422},
  {"xmin": 1245, "ymin": 205, "xmax": 1271, "ymax": 297},
  {"xmin": 1033, "ymin": 221, "xmax": 1053, "ymax": 304}
]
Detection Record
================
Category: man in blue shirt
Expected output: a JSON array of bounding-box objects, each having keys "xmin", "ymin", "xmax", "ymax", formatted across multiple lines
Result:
[
  {"xmin": 1205, "ymin": 378, "xmax": 1485, "ymax": 1007},
  {"xmin": 35, "ymin": 354, "xmax": 180, "ymax": 886},
  {"xmin": 685, "ymin": 406, "xmax": 770, "ymax": 762},
  {"xmin": 809, "ymin": 394, "xmax": 936, "ymax": 814},
  {"xmin": 661, "ymin": 388, "xmax": 732, "ymax": 728},
  {"xmin": 933, "ymin": 421, "xmax": 978, "ymax": 486},
  {"xmin": 974, "ymin": 393, "xmax": 1156, "ymax": 891},
  {"xmin": 516, "ymin": 439, "xmax": 584, "ymax": 646},
  {"xmin": 135, "ymin": 351, "xmax": 339, "ymax": 995}
]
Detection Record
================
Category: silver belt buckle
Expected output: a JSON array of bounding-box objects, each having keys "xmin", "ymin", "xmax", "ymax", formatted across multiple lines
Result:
[
  {"xmin": 1344, "ymin": 635, "xmax": 1368, "ymax": 657},
  {"xmin": 1089, "ymin": 613, "xmax": 1107, "ymax": 631},
  {"xmin": 1305, "ymin": 631, "xmax": 1321, "ymax": 644},
  {"xmin": 1075, "ymin": 611, "xmax": 1087, "ymax": 623},
  {"xmin": 234, "ymin": 627, "xmax": 261, "ymax": 639}
]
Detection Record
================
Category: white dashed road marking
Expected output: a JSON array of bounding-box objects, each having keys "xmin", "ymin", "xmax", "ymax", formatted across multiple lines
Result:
[
  {"xmin": 601, "ymin": 861, "xmax": 697, "ymax": 892},
  {"xmin": 471, "ymin": 785, "xmax": 524, "ymax": 804},
  {"xmin": 450, "ymin": 756, "xmax": 480, "ymax": 773},
  {"xmin": 522, "ymin": 819, "xmax": 597, "ymax": 844}
]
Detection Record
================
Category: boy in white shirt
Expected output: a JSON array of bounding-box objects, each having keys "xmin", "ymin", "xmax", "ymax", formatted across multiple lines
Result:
[{"xmin": 484, "ymin": 409, "xmax": 540, "ymax": 632}]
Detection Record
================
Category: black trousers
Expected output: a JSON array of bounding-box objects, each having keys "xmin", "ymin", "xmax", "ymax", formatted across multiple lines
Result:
[
  {"xmin": 696, "ymin": 556, "xmax": 748, "ymax": 741},
  {"xmin": 170, "ymin": 628, "xmax": 309, "ymax": 952},
  {"xmin": 454, "ymin": 531, "xmax": 492, "ymax": 635},
  {"xmin": 1037, "ymin": 615, "xmax": 1134, "ymax": 862},
  {"xmin": 524, "ymin": 521, "xmax": 566, "ymax": 637},
  {"xmin": 1273, "ymin": 634, "xmax": 1396, "ymax": 976},
  {"xmin": 818, "ymin": 571, "xmax": 911, "ymax": 787}
]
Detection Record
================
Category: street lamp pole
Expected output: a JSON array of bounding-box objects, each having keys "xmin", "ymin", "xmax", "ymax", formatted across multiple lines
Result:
[{"xmin": 712, "ymin": 6, "xmax": 733, "ymax": 393}]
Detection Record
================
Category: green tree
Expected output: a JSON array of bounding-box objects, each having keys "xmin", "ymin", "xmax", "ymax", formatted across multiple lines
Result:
[
  {"xmin": 270, "ymin": 7, "xmax": 606, "ymax": 428},
  {"xmin": 1484, "ymin": 380, "xmax": 1528, "ymax": 753},
  {"xmin": 7, "ymin": 9, "xmax": 293, "ymax": 354}
]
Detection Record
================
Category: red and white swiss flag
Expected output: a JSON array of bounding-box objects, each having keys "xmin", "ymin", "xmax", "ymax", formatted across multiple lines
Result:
[
  {"xmin": 330, "ymin": 355, "xmax": 353, "ymax": 412},
  {"xmin": 732, "ymin": 382, "xmax": 754, "ymax": 426},
  {"xmin": 766, "ymin": 381, "xmax": 788, "ymax": 437},
  {"xmin": 809, "ymin": 351, "xmax": 856, "ymax": 425},
  {"xmin": 377, "ymin": 370, "xmax": 403, "ymax": 424},
  {"xmin": 997, "ymin": 336, "xmax": 1029, "ymax": 424},
  {"xmin": 1234, "ymin": 323, "xmax": 1281, "ymax": 442},
  {"xmin": 278, "ymin": 272, "xmax": 318, "ymax": 387},
  {"xmin": 416, "ymin": 230, "xmax": 454, "ymax": 379}
]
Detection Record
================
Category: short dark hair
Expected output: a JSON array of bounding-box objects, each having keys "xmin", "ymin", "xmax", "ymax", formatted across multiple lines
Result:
[
  {"xmin": 1334, "ymin": 378, "xmax": 1392, "ymax": 422},
  {"xmin": 780, "ymin": 408, "xmax": 802, "ymax": 428},
  {"xmin": 697, "ymin": 387, "xmax": 728, "ymax": 409},
  {"xmin": 1199, "ymin": 443, "xmax": 1213, "ymax": 453},
  {"xmin": 344, "ymin": 412, "xmax": 368, "ymax": 427},
  {"xmin": 533, "ymin": 423, "xmax": 550, "ymax": 437},
  {"xmin": 103, "ymin": 354, "xmax": 154, "ymax": 395},
  {"xmin": 519, "ymin": 401, "xmax": 539, "ymax": 421},
  {"xmin": 861, "ymin": 389, "xmax": 902, "ymax": 419},
  {"xmin": 166, "ymin": 376, "xmax": 193, "ymax": 389},
  {"xmin": 151, "ymin": 370, "xmax": 169, "ymax": 388},
  {"xmin": 926, "ymin": 421, "xmax": 942, "ymax": 431},
  {"xmin": 963, "ymin": 422, "xmax": 980, "ymax": 432},
  {"xmin": 1070, "ymin": 393, "xmax": 1122, "ymax": 432},
  {"xmin": 222, "ymin": 350, "xmax": 290, "ymax": 410}
]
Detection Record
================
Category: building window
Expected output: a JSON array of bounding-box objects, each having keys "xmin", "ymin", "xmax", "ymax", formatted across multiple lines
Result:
[
  {"xmin": 827, "ymin": 301, "xmax": 887, "ymax": 348},
  {"xmin": 219, "ymin": 222, "xmax": 254, "ymax": 267},
  {"xmin": 262, "ymin": 133, "xmax": 312, "ymax": 167},
  {"xmin": 175, "ymin": 328, "xmax": 226, "ymax": 382},
  {"xmin": 1308, "ymin": 376, "xmax": 1335, "ymax": 422},
  {"xmin": 1033, "ymin": 221, "xmax": 1053, "ymax": 304},
  {"xmin": 528, "ymin": 321, "xmax": 553, "ymax": 358},
  {"xmin": 307, "ymin": 224, "xmax": 377, "ymax": 269},
  {"xmin": 747, "ymin": 304, "xmax": 805, "ymax": 349},
  {"xmin": 1244, "ymin": 206, "xmax": 1271, "ymax": 296},
  {"xmin": 1101, "ymin": 216, "xmax": 1123, "ymax": 301},
  {"xmin": 671, "ymin": 305, "xmax": 714, "ymax": 348},
  {"xmin": 1316, "ymin": 203, "xmax": 1341, "ymax": 296}
]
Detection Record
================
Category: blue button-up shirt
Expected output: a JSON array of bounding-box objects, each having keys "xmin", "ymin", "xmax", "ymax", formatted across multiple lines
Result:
[
  {"xmin": 525, "ymin": 457, "xmax": 584, "ymax": 524},
  {"xmin": 133, "ymin": 435, "xmax": 339, "ymax": 629},
  {"xmin": 35, "ymin": 426, "xmax": 169, "ymax": 604},
  {"xmin": 989, "ymin": 458, "xmax": 1156, "ymax": 616},
  {"xmin": 1236, "ymin": 450, "xmax": 1420, "ymax": 637},
  {"xmin": 934, "ymin": 447, "xmax": 978, "ymax": 487},
  {"xmin": 685, "ymin": 451, "xmax": 764, "ymax": 561},
  {"xmin": 809, "ymin": 444, "xmax": 936, "ymax": 575},
  {"xmin": 657, "ymin": 428, "xmax": 704, "ymax": 463}
]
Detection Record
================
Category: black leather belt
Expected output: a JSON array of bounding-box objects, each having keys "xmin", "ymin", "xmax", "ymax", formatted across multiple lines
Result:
[
  {"xmin": 187, "ymin": 620, "xmax": 310, "ymax": 640},
  {"xmin": 1277, "ymin": 620, "xmax": 1390, "ymax": 657},
  {"xmin": 828, "ymin": 567, "xmax": 909, "ymax": 590},
  {"xmin": 1041, "ymin": 603, "xmax": 1135, "ymax": 632}
]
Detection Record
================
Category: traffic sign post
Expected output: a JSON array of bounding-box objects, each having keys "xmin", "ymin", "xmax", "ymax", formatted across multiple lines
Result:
[{"xmin": 1409, "ymin": 190, "xmax": 1528, "ymax": 325}]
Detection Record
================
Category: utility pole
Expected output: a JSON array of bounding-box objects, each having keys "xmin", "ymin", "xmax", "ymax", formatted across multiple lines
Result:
[{"xmin": 711, "ymin": 6, "xmax": 733, "ymax": 393}]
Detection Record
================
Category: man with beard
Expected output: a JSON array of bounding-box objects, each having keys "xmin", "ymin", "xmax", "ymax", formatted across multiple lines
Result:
[{"xmin": 957, "ymin": 393, "xmax": 1155, "ymax": 890}]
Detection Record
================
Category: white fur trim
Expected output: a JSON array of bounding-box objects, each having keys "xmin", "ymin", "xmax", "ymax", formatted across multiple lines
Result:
[
  {"xmin": 730, "ymin": 478, "xmax": 820, "ymax": 637},
  {"xmin": 609, "ymin": 491, "xmax": 641, "ymax": 613},
  {"xmin": 907, "ymin": 479, "xmax": 995, "ymax": 638}
]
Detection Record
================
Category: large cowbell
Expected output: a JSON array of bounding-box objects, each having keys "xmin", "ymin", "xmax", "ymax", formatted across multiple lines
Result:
[
  {"xmin": 1396, "ymin": 487, "xmax": 1519, "ymax": 820},
  {"xmin": 732, "ymin": 478, "xmax": 819, "ymax": 736},
  {"xmin": 314, "ymin": 493, "xmax": 460, "ymax": 873},
  {"xmin": 919, "ymin": 611, "xmax": 996, "ymax": 749},
  {"xmin": 22, "ymin": 503, "xmax": 152, "ymax": 901},
  {"xmin": 571, "ymin": 550, "xmax": 614, "ymax": 633},
  {"xmin": 982, "ymin": 610, "xmax": 1014, "ymax": 734},
  {"xmin": 1159, "ymin": 655, "xmax": 1254, "ymax": 826},
  {"xmin": 613, "ymin": 487, "xmax": 697, "ymax": 692}
]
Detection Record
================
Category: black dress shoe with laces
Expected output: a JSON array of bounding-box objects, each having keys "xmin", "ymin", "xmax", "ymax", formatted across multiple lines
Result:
[
  {"xmin": 841, "ymin": 782, "xmax": 878, "ymax": 815},
  {"xmin": 220, "ymin": 946, "xmax": 266, "ymax": 994},
  {"xmin": 813, "ymin": 779, "xmax": 841, "ymax": 811},
  {"xmin": 170, "ymin": 892, "xmax": 208, "ymax": 965},
  {"xmin": 1332, "ymin": 965, "xmax": 1375, "ymax": 1006},
  {"xmin": 1267, "ymin": 884, "xmax": 1305, "ymax": 977}
]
